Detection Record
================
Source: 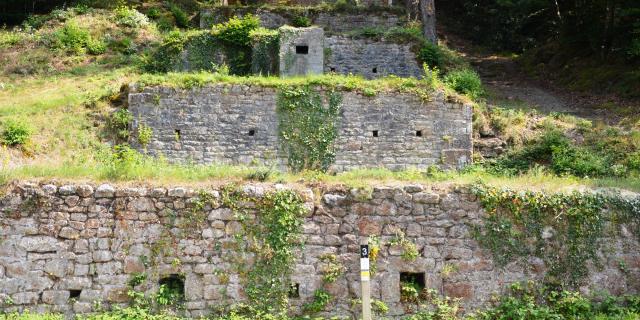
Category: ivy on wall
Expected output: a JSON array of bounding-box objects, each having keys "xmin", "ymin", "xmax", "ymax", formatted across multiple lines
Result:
[
  {"xmin": 250, "ymin": 28, "xmax": 279, "ymax": 76},
  {"xmin": 221, "ymin": 186, "xmax": 306, "ymax": 314},
  {"xmin": 276, "ymin": 86, "xmax": 342, "ymax": 172},
  {"xmin": 471, "ymin": 184, "xmax": 640, "ymax": 287}
]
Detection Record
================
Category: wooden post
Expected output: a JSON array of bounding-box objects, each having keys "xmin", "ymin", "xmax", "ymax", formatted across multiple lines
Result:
[{"xmin": 360, "ymin": 244, "xmax": 372, "ymax": 320}]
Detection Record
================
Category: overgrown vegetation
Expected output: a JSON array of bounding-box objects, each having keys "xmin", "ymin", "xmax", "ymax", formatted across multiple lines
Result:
[
  {"xmin": 276, "ymin": 86, "xmax": 342, "ymax": 172},
  {"xmin": 471, "ymin": 183, "xmax": 640, "ymax": 286}
]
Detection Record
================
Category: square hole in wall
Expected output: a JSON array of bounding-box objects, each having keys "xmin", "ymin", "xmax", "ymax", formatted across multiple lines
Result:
[
  {"xmin": 400, "ymin": 272, "xmax": 426, "ymax": 291},
  {"xmin": 288, "ymin": 283, "xmax": 300, "ymax": 298},
  {"xmin": 174, "ymin": 129, "xmax": 181, "ymax": 141},
  {"xmin": 372, "ymin": 130, "xmax": 379, "ymax": 137},
  {"xmin": 69, "ymin": 290, "xmax": 82, "ymax": 299},
  {"xmin": 296, "ymin": 45, "xmax": 309, "ymax": 54},
  {"xmin": 330, "ymin": 67, "xmax": 336, "ymax": 72},
  {"xmin": 248, "ymin": 129, "xmax": 255, "ymax": 136},
  {"xmin": 159, "ymin": 274, "xmax": 185, "ymax": 302},
  {"xmin": 416, "ymin": 130, "xmax": 423, "ymax": 137},
  {"xmin": 372, "ymin": 67, "xmax": 378, "ymax": 73}
]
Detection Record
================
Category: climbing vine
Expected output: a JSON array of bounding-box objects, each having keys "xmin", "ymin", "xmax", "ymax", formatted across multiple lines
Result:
[
  {"xmin": 221, "ymin": 186, "xmax": 306, "ymax": 315},
  {"xmin": 471, "ymin": 184, "xmax": 640, "ymax": 287},
  {"xmin": 276, "ymin": 86, "xmax": 342, "ymax": 172},
  {"xmin": 250, "ymin": 28, "xmax": 279, "ymax": 76}
]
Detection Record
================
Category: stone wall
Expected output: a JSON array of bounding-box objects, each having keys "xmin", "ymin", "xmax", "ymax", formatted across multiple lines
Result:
[
  {"xmin": 325, "ymin": 36, "xmax": 423, "ymax": 79},
  {"xmin": 127, "ymin": 85, "xmax": 473, "ymax": 171},
  {"xmin": 279, "ymin": 27, "xmax": 325, "ymax": 77},
  {"xmin": 200, "ymin": 7, "xmax": 406, "ymax": 33},
  {"xmin": 0, "ymin": 182, "xmax": 638, "ymax": 318}
]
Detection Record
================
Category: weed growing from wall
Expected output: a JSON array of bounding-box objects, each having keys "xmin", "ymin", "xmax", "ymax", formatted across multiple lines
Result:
[
  {"xmin": 471, "ymin": 184, "xmax": 640, "ymax": 287},
  {"xmin": 276, "ymin": 86, "xmax": 342, "ymax": 172}
]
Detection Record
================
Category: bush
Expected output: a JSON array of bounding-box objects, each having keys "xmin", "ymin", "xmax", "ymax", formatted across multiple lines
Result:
[
  {"xmin": 146, "ymin": 7, "xmax": 161, "ymax": 19},
  {"xmin": 51, "ymin": 21, "xmax": 91, "ymax": 54},
  {"xmin": 1, "ymin": 119, "xmax": 31, "ymax": 146},
  {"xmin": 86, "ymin": 38, "xmax": 107, "ymax": 55},
  {"xmin": 108, "ymin": 108, "xmax": 133, "ymax": 141},
  {"xmin": 170, "ymin": 5, "xmax": 190, "ymax": 28},
  {"xmin": 291, "ymin": 15, "xmax": 311, "ymax": 27},
  {"xmin": 212, "ymin": 15, "xmax": 260, "ymax": 46},
  {"xmin": 443, "ymin": 68, "xmax": 484, "ymax": 99},
  {"xmin": 113, "ymin": 6, "xmax": 149, "ymax": 28},
  {"xmin": 419, "ymin": 42, "xmax": 444, "ymax": 69},
  {"xmin": 551, "ymin": 145, "xmax": 610, "ymax": 177}
]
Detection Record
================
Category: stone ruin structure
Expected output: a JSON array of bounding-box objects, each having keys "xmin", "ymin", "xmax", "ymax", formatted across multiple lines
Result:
[
  {"xmin": 0, "ymin": 182, "xmax": 637, "ymax": 318},
  {"xmin": 128, "ymin": 85, "xmax": 473, "ymax": 171}
]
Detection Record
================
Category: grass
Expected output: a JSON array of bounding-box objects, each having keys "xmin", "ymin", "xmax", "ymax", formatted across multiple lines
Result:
[
  {"xmin": 2, "ymin": 159, "xmax": 639, "ymax": 193},
  {"xmin": 136, "ymin": 71, "xmax": 455, "ymax": 100}
]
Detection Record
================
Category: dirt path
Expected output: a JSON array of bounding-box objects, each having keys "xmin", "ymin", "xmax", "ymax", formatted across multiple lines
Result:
[{"xmin": 439, "ymin": 30, "xmax": 615, "ymax": 123}]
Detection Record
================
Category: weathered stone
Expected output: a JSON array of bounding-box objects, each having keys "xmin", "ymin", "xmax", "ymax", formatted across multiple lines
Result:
[
  {"xmin": 95, "ymin": 184, "xmax": 115, "ymax": 198},
  {"xmin": 42, "ymin": 290, "xmax": 70, "ymax": 305},
  {"xmin": 59, "ymin": 227, "xmax": 80, "ymax": 239},
  {"xmin": 413, "ymin": 192, "xmax": 440, "ymax": 204}
]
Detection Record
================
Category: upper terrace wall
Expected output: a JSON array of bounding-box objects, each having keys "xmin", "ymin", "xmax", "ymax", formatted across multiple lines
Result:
[
  {"xmin": 127, "ymin": 85, "xmax": 473, "ymax": 171},
  {"xmin": 0, "ymin": 182, "xmax": 638, "ymax": 318},
  {"xmin": 200, "ymin": 6, "xmax": 406, "ymax": 33}
]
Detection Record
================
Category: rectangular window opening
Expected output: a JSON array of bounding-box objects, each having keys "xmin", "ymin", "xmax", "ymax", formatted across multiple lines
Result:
[
  {"xmin": 296, "ymin": 45, "xmax": 309, "ymax": 54},
  {"xmin": 400, "ymin": 272, "xmax": 425, "ymax": 290},
  {"xmin": 159, "ymin": 274, "xmax": 185, "ymax": 302},
  {"xmin": 416, "ymin": 130, "xmax": 423, "ymax": 137},
  {"xmin": 372, "ymin": 67, "xmax": 378, "ymax": 73},
  {"xmin": 372, "ymin": 130, "xmax": 379, "ymax": 137},
  {"xmin": 69, "ymin": 290, "xmax": 82, "ymax": 299},
  {"xmin": 288, "ymin": 283, "xmax": 300, "ymax": 298},
  {"xmin": 248, "ymin": 129, "xmax": 255, "ymax": 136},
  {"xmin": 174, "ymin": 129, "xmax": 181, "ymax": 141}
]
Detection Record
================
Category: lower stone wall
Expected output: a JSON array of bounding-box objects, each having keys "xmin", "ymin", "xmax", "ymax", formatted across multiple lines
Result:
[
  {"xmin": 325, "ymin": 36, "xmax": 423, "ymax": 79},
  {"xmin": 0, "ymin": 182, "xmax": 638, "ymax": 318}
]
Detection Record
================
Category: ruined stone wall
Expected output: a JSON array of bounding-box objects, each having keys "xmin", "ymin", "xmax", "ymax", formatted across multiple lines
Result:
[
  {"xmin": 325, "ymin": 36, "xmax": 423, "ymax": 79},
  {"xmin": 127, "ymin": 85, "xmax": 473, "ymax": 171},
  {"xmin": 0, "ymin": 182, "xmax": 638, "ymax": 318},
  {"xmin": 200, "ymin": 7, "xmax": 405, "ymax": 33}
]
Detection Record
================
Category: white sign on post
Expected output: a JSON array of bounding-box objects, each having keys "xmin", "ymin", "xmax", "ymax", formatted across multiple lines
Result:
[{"xmin": 360, "ymin": 244, "xmax": 372, "ymax": 320}]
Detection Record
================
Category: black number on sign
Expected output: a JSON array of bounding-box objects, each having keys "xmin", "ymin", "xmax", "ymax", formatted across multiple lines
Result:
[{"xmin": 360, "ymin": 245, "xmax": 369, "ymax": 258}]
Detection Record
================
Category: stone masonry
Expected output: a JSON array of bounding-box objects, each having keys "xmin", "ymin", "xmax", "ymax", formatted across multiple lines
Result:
[
  {"xmin": 200, "ymin": 7, "xmax": 406, "ymax": 33},
  {"xmin": 127, "ymin": 85, "xmax": 473, "ymax": 171},
  {"xmin": 325, "ymin": 36, "xmax": 423, "ymax": 79},
  {"xmin": 0, "ymin": 182, "xmax": 638, "ymax": 318}
]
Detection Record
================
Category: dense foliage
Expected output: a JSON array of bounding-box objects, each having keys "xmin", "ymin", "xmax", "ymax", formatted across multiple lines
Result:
[{"xmin": 437, "ymin": 0, "xmax": 640, "ymax": 59}]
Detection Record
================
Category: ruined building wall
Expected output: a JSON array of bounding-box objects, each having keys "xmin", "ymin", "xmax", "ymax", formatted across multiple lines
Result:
[
  {"xmin": 0, "ymin": 183, "xmax": 638, "ymax": 318},
  {"xmin": 126, "ymin": 85, "xmax": 473, "ymax": 171},
  {"xmin": 325, "ymin": 36, "xmax": 423, "ymax": 79}
]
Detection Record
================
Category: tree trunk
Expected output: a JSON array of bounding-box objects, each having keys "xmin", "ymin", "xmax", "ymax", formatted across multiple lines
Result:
[{"xmin": 420, "ymin": 0, "xmax": 437, "ymax": 43}]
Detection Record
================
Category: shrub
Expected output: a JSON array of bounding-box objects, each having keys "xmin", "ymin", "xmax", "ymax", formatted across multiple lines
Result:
[
  {"xmin": 146, "ymin": 7, "xmax": 161, "ymax": 19},
  {"xmin": 51, "ymin": 21, "xmax": 91, "ymax": 54},
  {"xmin": 444, "ymin": 68, "xmax": 484, "ymax": 99},
  {"xmin": 137, "ymin": 124, "xmax": 153, "ymax": 147},
  {"xmin": 113, "ymin": 6, "xmax": 149, "ymax": 28},
  {"xmin": 291, "ymin": 15, "xmax": 311, "ymax": 27},
  {"xmin": 86, "ymin": 38, "xmax": 107, "ymax": 55},
  {"xmin": 212, "ymin": 15, "xmax": 260, "ymax": 46},
  {"xmin": 170, "ymin": 5, "xmax": 190, "ymax": 28},
  {"xmin": 419, "ymin": 42, "xmax": 444, "ymax": 69},
  {"xmin": 551, "ymin": 145, "xmax": 609, "ymax": 177},
  {"xmin": 108, "ymin": 108, "xmax": 133, "ymax": 141},
  {"xmin": 1, "ymin": 119, "xmax": 31, "ymax": 146}
]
